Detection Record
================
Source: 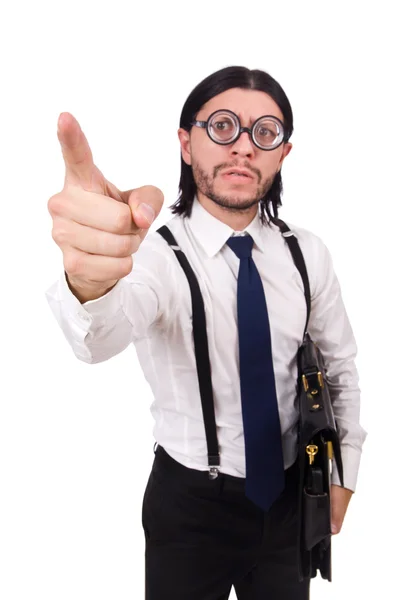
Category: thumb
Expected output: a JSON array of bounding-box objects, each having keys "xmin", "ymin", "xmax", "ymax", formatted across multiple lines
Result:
[
  {"xmin": 123, "ymin": 186, "xmax": 164, "ymax": 235},
  {"xmin": 57, "ymin": 112, "xmax": 102, "ymax": 191},
  {"xmin": 330, "ymin": 485, "xmax": 351, "ymax": 535}
]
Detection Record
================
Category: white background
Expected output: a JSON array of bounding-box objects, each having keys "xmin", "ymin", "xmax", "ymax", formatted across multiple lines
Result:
[{"xmin": 1, "ymin": 0, "xmax": 396, "ymax": 598}]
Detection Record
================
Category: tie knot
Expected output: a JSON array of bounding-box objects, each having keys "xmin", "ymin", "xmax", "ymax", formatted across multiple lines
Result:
[{"xmin": 226, "ymin": 235, "xmax": 254, "ymax": 259}]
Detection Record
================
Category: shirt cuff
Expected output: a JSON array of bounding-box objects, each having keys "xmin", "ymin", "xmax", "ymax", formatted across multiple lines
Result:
[
  {"xmin": 60, "ymin": 270, "xmax": 123, "ymax": 324},
  {"xmin": 331, "ymin": 444, "xmax": 363, "ymax": 492}
]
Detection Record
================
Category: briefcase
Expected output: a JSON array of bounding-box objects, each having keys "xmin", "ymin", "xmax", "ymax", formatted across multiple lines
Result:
[{"xmin": 296, "ymin": 331, "xmax": 344, "ymax": 581}]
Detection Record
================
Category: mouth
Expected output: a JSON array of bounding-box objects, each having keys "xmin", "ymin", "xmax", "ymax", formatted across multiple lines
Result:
[
  {"xmin": 221, "ymin": 170, "xmax": 254, "ymax": 183},
  {"xmin": 221, "ymin": 169, "xmax": 254, "ymax": 180}
]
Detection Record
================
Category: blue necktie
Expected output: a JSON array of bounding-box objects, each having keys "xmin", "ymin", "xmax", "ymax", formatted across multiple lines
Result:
[{"xmin": 227, "ymin": 235, "xmax": 285, "ymax": 511}]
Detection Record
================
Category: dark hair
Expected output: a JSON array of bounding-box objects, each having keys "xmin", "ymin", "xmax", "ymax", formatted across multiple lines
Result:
[{"xmin": 170, "ymin": 65, "xmax": 293, "ymax": 225}]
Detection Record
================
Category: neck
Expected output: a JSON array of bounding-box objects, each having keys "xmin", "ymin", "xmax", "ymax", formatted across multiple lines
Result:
[{"xmin": 197, "ymin": 192, "xmax": 258, "ymax": 231}]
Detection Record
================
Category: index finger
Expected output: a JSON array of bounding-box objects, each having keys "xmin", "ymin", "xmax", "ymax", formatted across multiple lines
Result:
[{"xmin": 57, "ymin": 112, "xmax": 98, "ymax": 189}]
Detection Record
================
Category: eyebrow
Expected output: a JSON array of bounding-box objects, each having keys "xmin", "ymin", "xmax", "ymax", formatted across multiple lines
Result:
[
  {"xmin": 211, "ymin": 112, "xmax": 258, "ymax": 124},
  {"xmin": 200, "ymin": 110, "xmax": 284, "ymax": 125},
  {"xmin": 238, "ymin": 113, "xmax": 283, "ymax": 126}
]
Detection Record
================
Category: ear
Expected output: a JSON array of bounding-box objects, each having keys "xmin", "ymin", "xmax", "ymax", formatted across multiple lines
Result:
[
  {"xmin": 277, "ymin": 142, "xmax": 293, "ymax": 173},
  {"xmin": 178, "ymin": 128, "xmax": 192, "ymax": 166}
]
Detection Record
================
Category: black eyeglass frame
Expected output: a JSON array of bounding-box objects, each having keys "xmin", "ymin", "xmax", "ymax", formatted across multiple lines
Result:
[{"xmin": 191, "ymin": 109, "xmax": 288, "ymax": 151}]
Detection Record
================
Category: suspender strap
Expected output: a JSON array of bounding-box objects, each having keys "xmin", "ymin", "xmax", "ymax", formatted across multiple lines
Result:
[
  {"xmin": 271, "ymin": 218, "xmax": 311, "ymax": 338},
  {"xmin": 156, "ymin": 225, "xmax": 220, "ymax": 476}
]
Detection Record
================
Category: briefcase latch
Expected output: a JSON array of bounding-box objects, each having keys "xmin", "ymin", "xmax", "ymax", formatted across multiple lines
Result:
[{"xmin": 302, "ymin": 371, "xmax": 324, "ymax": 396}]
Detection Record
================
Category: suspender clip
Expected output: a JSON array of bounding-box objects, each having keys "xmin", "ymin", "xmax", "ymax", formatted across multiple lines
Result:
[
  {"xmin": 208, "ymin": 454, "xmax": 220, "ymax": 479},
  {"xmin": 209, "ymin": 467, "xmax": 219, "ymax": 480}
]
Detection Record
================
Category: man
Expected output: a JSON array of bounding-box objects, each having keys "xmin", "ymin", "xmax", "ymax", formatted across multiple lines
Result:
[{"xmin": 46, "ymin": 65, "xmax": 367, "ymax": 599}]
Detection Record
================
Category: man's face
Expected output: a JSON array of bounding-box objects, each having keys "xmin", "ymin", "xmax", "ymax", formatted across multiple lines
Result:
[{"xmin": 178, "ymin": 88, "xmax": 292, "ymax": 212}]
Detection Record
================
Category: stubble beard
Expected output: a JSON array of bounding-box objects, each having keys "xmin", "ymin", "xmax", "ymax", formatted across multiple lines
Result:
[{"xmin": 192, "ymin": 160, "xmax": 275, "ymax": 214}]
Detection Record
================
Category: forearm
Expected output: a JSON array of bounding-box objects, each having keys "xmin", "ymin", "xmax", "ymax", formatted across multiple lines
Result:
[
  {"xmin": 327, "ymin": 352, "xmax": 367, "ymax": 491},
  {"xmin": 45, "ymin": 269, "xmax": 159, "ymax": 363}
]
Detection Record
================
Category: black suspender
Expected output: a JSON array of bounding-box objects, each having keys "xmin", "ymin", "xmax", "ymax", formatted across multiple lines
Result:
[{"xmin": 157, "ymin": 225, "xmax": 220, "ymax": 478}]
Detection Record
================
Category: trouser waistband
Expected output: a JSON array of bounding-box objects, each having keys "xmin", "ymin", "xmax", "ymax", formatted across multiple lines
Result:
[{"xmin": 153, "ymin": 444, "xmax": 298, "ymax": 489}]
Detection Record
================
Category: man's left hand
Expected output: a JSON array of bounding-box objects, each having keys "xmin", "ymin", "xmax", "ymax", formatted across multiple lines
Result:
[{"xmin": 330, "ymin": 484, "xmax": 354, "ymax": 534}]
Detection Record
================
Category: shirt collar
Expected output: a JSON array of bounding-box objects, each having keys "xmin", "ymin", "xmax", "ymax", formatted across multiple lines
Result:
[{"xmin": 186, "ymin": 196, "xmax": 266, "ymax": 258}]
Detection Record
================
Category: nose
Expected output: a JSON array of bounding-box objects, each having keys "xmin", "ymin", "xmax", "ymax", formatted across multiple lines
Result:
[{"xmin": 230, "ymin": 130, "xmax": 255, "ymax": 158}]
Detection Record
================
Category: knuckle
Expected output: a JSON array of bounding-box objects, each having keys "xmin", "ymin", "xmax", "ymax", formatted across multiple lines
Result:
[
  {"xmin": 118, "ymin": 255, "xmax": 133, "ymax": 277},
  {"xmin": 133, "ymin": 185, "xmax": 164, "ymax": 211},
  {"xmin": 150, "ymin": 185, "xmax": 164, "ymax": 207},
  {"xmin": 118, "ymin": 234, "xmax": 139, "ymax": 256},
  {"xmin": 47, "ymin": 193, "xmax": 64, "ymax": 216},
  {"xmin": 131, "ymin": 234, "xmax": 141, "ymax": 254},
  {"xmin": 153, "ymin": 186, "xmax": 165, "ymax": 204},
  {"xmin": 114, "ymin": 207, "xmax": 132, "ymax": 233},
  {"xmin": 142, "ymin": 184, "xmax": 164, "ymax": 201},
  {"xmin": 117, "ymin": 235, "xmax": 132, "ymax": 256},
  {"xmin": 52, "ymin": 223, "xmax": 68, "ymax": 246},
  {"xmin": 63, "ymin": 251, "xmax": 83, "ymax": 277}
]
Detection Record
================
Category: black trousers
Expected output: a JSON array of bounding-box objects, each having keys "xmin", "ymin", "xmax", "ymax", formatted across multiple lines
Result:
[{"xmin": 142, "ymin": 445, "xmax": 310, "ymax": 599}]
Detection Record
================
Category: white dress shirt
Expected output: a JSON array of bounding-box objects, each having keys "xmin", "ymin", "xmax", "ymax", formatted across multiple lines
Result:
[{"xmin": 45, "ymin": 197, "xmax": 367, "ymax": 491}]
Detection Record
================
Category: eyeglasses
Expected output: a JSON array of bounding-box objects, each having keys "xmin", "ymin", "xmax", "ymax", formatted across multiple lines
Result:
[{"xmin": 191, "ymin": 109, "xmax": 287, "ymax": 151}]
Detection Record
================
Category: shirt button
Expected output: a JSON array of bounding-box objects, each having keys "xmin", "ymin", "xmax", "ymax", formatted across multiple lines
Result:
[{"xmin": 79, "ymin": 313, "xmax": 90, "ymax": 322}]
